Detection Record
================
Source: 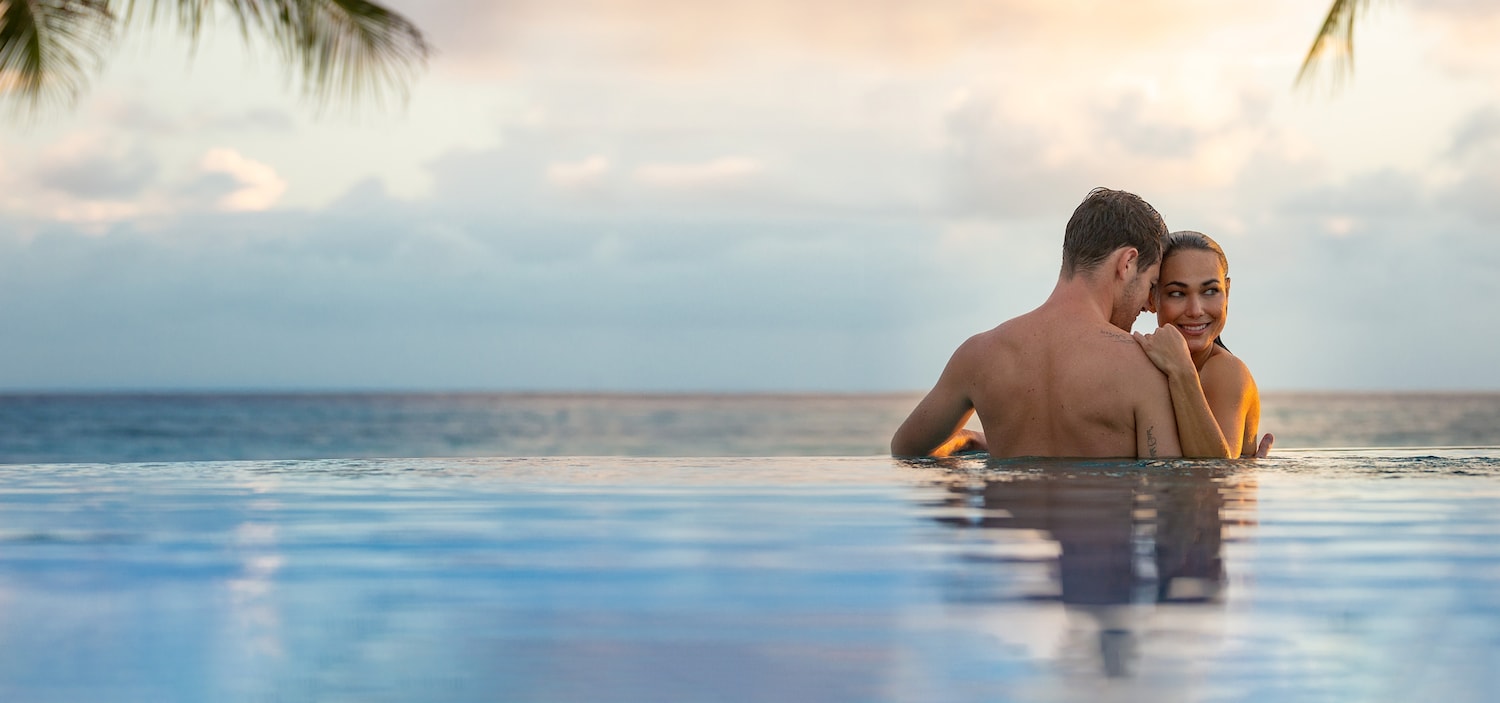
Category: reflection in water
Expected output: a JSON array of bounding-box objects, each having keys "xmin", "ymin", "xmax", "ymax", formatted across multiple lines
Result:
[{"xmin": 929, "ymin": 460, "xmax": 1258, "ymax": 679}]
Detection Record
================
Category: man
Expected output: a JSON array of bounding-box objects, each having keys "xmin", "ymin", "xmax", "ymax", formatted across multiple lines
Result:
[{"xmin": 891, "ymin": 187, "xmax": 1182, "ymax": 459}]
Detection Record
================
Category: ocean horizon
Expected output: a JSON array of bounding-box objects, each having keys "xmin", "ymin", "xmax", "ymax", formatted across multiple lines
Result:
[{"xmin": 4, "ymin": 390, "xmax": 1498, "ymax": 465}]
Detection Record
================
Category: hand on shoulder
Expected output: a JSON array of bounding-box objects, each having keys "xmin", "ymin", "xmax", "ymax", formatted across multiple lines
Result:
[{"xmin": 1132, "ymin": 325, "xmax": 1194, "ymax": 378}]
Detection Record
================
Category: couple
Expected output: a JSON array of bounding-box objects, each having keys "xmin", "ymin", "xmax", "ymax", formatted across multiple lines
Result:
[{"xmin": 891, "ymin": 187, "xmax": 1271, "ymax": 459}]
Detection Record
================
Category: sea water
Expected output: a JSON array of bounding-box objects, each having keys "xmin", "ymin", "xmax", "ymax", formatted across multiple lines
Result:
[
  {"xmin": 2, "ymin": 394, "xmax": 1499, "ymax": 701},
  {"xmin": 4, "ymin": 391, "xmax": 1500, "ymax": 463}
]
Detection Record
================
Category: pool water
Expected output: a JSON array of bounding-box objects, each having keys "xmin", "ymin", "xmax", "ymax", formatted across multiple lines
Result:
[{"xmin": 1, "ymin": 450, "xmax": 1497, "ymax": 702}]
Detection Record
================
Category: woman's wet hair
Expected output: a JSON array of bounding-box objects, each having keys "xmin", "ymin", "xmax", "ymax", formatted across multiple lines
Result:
[{"xmin": 1163, "ymin": 230, "xmax": 1231, "ymax": 351}]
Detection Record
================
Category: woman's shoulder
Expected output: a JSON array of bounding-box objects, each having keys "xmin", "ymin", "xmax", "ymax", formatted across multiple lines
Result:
[{"xmin": 1201, "ymin": 347, "xmax": 1257, "ymax": 389}]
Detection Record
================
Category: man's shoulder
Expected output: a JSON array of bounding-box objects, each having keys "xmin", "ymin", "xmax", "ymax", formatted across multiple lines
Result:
[{"xmin": 957, "ymin": 320, "xmax": 1023, "ymax": 354}]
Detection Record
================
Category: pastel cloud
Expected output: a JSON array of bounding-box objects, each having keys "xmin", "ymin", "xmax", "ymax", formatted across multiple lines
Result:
[
  {"xmin": 199, "ymin": 149, "xmax": 287, "ymax": 212},
  {"xmin": 398, "ymin": 0, "xmax": 1272, "ymax": 70},
  {"xmin": 33, "ymin": 133, "xmax": 159, "ymax": 200},
  {"xmin": 546, "ymin": 155, "xmax": 611, "ymax": 189},
  {"xmin": 633, "ymin": 157, "xmax": 760, "ymax": 189}
]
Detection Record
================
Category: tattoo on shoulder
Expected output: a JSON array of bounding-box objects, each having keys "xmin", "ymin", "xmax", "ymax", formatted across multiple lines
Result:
[
  {"xmin": 1100, "ymin": 329, "xmax": 1133, "ymax": 344},
  {"xmin": 1147, "ymin": 427, "xmax": 1158, "ymax": 457}
]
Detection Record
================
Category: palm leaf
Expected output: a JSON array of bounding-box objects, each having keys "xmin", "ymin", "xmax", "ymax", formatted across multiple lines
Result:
[
  {"xmin": 2, "ymin": 0, "xmax": 430, "ymax": 115},
  {"xmin": 0, "ymin": 0, "xmax": 114, "ymax": 110},
  {"xmin": 120, "ymin": 0, "xmax": 430, "ymax": 106},
  {"xmin": 283, "ymin": 0, "xmax": 431, "ymax": 108},
  {"xmin": 1296, "ymin": 0, "xmax": 1371, "ymax": 90}
]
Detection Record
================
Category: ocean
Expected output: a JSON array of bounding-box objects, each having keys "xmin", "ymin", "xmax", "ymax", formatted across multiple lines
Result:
[
  {"xmin": 3, "ymin": 391, "xmax": 1499, "ymax": 464},
  {"xmin": 3, "ymin": 392, "xmax": 1499, "ymax": 702}
]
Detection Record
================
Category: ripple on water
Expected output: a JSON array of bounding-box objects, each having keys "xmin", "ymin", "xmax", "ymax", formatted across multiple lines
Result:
[{"xmin": 0, "ymin": 451, "xmax": 1497, "ymax": 702}]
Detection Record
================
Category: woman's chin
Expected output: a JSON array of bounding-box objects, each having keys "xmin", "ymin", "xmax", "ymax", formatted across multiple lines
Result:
[{"xmin": 1183, "ymin": 338, "xmax": 1213, "ymax": 356}]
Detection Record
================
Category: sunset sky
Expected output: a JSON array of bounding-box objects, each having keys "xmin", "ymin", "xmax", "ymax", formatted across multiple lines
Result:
[{"xmin": 2, "ymin": 0, "xmax": 1497, "ymax": 391}]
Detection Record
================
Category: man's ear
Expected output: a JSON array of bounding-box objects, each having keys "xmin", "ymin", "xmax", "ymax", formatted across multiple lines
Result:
[{"xmin": 1114, "ymin": 247, "xmax": 1139, "ymax": 281}]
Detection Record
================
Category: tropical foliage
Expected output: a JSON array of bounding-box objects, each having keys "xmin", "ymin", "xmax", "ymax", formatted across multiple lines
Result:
[
  {"xmin": 1297, "ymin": 0, "xmax": 1372, "ymax": 89},
  {"xmin": 0, "ymin": 0, "xmax": 430, "ymax": 113}
]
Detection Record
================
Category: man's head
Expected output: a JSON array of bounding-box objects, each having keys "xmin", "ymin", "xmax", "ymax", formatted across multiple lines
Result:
[
  {"xmin": 1062, "ymin": 187, "xmax": 1169, "ymax": 330},
  {"xmin": 1062, "ymin": 187, "xmax": 1168, "ymax": 278}
]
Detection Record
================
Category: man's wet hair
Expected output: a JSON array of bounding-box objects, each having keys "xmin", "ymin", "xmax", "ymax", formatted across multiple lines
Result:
[{"xmin": 1061, "ymin": 187, "xmax": 1168, "ymax": 278}]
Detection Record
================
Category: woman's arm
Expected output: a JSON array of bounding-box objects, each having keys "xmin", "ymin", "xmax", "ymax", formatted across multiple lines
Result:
[
  {"xmin": 1201, "ymin": 358, "xmax": 1260, "ymax": 457},
  {"xmin": 1133, "ymin": 326, "xmax": 1236, "ymax": 459}
]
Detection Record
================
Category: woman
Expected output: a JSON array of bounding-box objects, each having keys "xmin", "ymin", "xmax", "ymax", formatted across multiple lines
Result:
[{"xmin": 1134, "ymin": 231, "xmax": 1272, "ymax": 458}]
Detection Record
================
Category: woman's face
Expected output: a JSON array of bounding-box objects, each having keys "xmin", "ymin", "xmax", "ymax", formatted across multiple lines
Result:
[{"xmin": 1153, "ymin": 249, "xmax": 1229, "ymax": 356}]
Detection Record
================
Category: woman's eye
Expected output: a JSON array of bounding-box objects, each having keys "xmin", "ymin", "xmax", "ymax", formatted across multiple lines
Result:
[
  {"xmin": 1167, "ymin": 291, "xmax": 1184, "ymax": 298},
  {"xmin": 1205, "ymin": 288, "xmax": 1220, "ymax": 295}
]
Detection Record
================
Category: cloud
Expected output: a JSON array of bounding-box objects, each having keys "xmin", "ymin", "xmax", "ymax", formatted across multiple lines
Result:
[
  {"xmin": 197, "ymin": 149, "xmax": 287, "ymax": 212},
  {"xmin": 1414, "ymin": 3, "xmax": 1500, "ymax": 80},
  {"xmin": 633, "ymin": 157, "xmax": 760, "ymax": 189},
  {"xmin": 33, "ymin": 134, "xmax": 159, "ymax": 199},
  {"xmin": 546, "ymin": 155, "xmax": 611, "ymax": 190},
  {"xmin": 96, "ymin": 95, "xmax": 298, "ymax": 136},
  {"xmin": 396, "ymin": 0, "xmax": 1260, "ymax": 71},
  {"xmin": 1447, "ymin": 105, "xmax": 1500, "ymax": 159}
]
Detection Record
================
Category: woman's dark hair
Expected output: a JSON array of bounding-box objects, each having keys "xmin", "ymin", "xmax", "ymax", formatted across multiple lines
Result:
[{"xmin": 1163, "ymin": 230, "xmax": 1231, "ymax": 351}]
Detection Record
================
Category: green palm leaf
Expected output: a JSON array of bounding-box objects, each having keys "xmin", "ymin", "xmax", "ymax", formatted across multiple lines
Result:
[
  {"xmin": 0, "ymin": 0, "xmax": 429, "ymax": 115},
  {"xmin": 0, "ymin": 1, "xmax": 114, "ymax": 110},
  {"xmin": 1296, "ymin": 0, "xmax": 1372, "ymax": 90}
]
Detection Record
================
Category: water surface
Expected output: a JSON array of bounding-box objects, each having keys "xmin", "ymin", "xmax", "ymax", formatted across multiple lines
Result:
[{"xmin": 2, "ymin": 450, "xmax": 1497, "ymax": 702}]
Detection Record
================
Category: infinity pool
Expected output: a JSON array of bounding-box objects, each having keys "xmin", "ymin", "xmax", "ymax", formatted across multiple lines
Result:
[{"xmin": 1, "ymin": 450, "xmax": 1497, "ymax": 702}]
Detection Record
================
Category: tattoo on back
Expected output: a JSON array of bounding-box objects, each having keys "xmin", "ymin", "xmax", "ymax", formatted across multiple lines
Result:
[{"xmin": 1147, "ymin": 427, "xmax": 1158, "ymax": 457}]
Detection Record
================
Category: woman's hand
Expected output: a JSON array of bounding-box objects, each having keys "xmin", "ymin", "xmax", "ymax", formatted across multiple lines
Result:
[
  {"xmin": 1253, "ymin": 432, "xmax": 1274, "ymax": 458},
  {"xmin": 1132, "ymin": 324, "xmax": 1196, "ymax": 379},
  {"xmin": 931, "ymin": 429, "xmax": 987, "ymax": 457}
]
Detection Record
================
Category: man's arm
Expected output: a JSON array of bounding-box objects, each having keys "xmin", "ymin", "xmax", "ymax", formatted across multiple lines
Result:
[
  {"xmin": 1134, "ymin": 365, "xmax": 1183, "ymax": 459},
  {"xmin": 1134, "ymin": 326, "xmax": 1234, "ymax": 458},
  {"xmin": 891, "ymin": 344, "xmax": 980, "ymax": 458}
]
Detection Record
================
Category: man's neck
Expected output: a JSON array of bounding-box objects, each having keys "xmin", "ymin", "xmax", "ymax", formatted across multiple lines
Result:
[{"xmin": 1041, "ymin": 271, "xmax": 1116, "ymax": 326}]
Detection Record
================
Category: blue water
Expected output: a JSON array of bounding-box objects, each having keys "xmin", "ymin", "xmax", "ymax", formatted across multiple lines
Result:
[
  {"xmin": 4, "ymin": 394, "xmax": 1499, "ymax": 700},
  {"xmin": 4, "ymin": 392, "xmax": 1500, "ymax": 463},
  {"xmin": 2, "ymin": 451, "xmax": 1499, "ymax": 702}
]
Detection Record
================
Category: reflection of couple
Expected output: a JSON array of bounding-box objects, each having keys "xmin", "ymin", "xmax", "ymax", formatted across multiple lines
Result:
[
  {"xmin": 892, "ymin": 187, "xmax": 1271, "ymax": 459},
  {"xmin": 935, "ymin": 464, "xmax": 1246, "ymax": 678}
]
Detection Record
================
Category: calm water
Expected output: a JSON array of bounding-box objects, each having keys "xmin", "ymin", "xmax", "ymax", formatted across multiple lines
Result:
[
  {"xmin": 3, "ymin": 394, "xmax": 1499, "ymax": 701},
  {"xmin": 1, "ymin": 451, "xmax": 1498, "ymax": 702},
  {"xmin": 3, "ymin": 392, "xmax": 1500, "ymax": 463}
]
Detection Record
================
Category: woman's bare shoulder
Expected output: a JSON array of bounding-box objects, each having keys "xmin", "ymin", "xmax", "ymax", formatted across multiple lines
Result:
[{"xmin": 1201, "ymin": 348, "xmax": 1256, "ymax": 390}]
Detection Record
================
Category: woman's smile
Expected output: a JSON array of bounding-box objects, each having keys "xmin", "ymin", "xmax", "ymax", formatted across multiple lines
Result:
[{"xmin": 1154, "ymin": 249, "xmax": 1229, "ymax": 362}]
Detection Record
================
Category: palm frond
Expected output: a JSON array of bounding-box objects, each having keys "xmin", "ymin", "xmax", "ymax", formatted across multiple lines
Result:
[
  {"xmin": 0, "ymin": 0, "xmax": 114, "ymax": 110},
  {"xmin": 2, "ymin": 0, "xmax": 430, "ymax": 117},
  {"xmin": 285, "ymin": 0, "xmax": 431, "ymax": 109},
  {"xmin": 1295, "ymin": 0, "xmax": 1371, "ymax": 91},
  {"xmin": 120, "ymin": 0, "xmax": 429, "ymax": 109}
]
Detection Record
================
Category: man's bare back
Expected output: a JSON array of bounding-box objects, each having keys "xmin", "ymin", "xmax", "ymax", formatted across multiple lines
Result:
[
  {"xmin": 890, "ymin": 187, "xmax": 1183, "ymax": 459},
  {"xmin": 962, "ymin": 309, "xmax": 1180, "ymax": 458}
]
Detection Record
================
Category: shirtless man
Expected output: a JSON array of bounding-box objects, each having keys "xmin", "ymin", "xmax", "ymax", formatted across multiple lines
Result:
[{"xmin": 891, "ymin": 187, "xmax": 1183, "ymax": 459}]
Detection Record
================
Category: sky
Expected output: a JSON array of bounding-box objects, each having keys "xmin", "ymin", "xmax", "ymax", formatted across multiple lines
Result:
[{"xmin": 1, "ymin": 0, "xmax": 1498, "ymax": 392}]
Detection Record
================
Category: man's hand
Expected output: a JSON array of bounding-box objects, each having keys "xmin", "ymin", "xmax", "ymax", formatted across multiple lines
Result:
[{"xmin": 1132, "ymin": 324, "xmax": 1196, "ymax": 379}]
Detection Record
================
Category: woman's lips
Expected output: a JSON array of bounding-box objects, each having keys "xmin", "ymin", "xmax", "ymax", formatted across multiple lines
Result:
[{"xmin": 1179, "ymin": 322, "xmax": 1211, "ymax": 335}]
